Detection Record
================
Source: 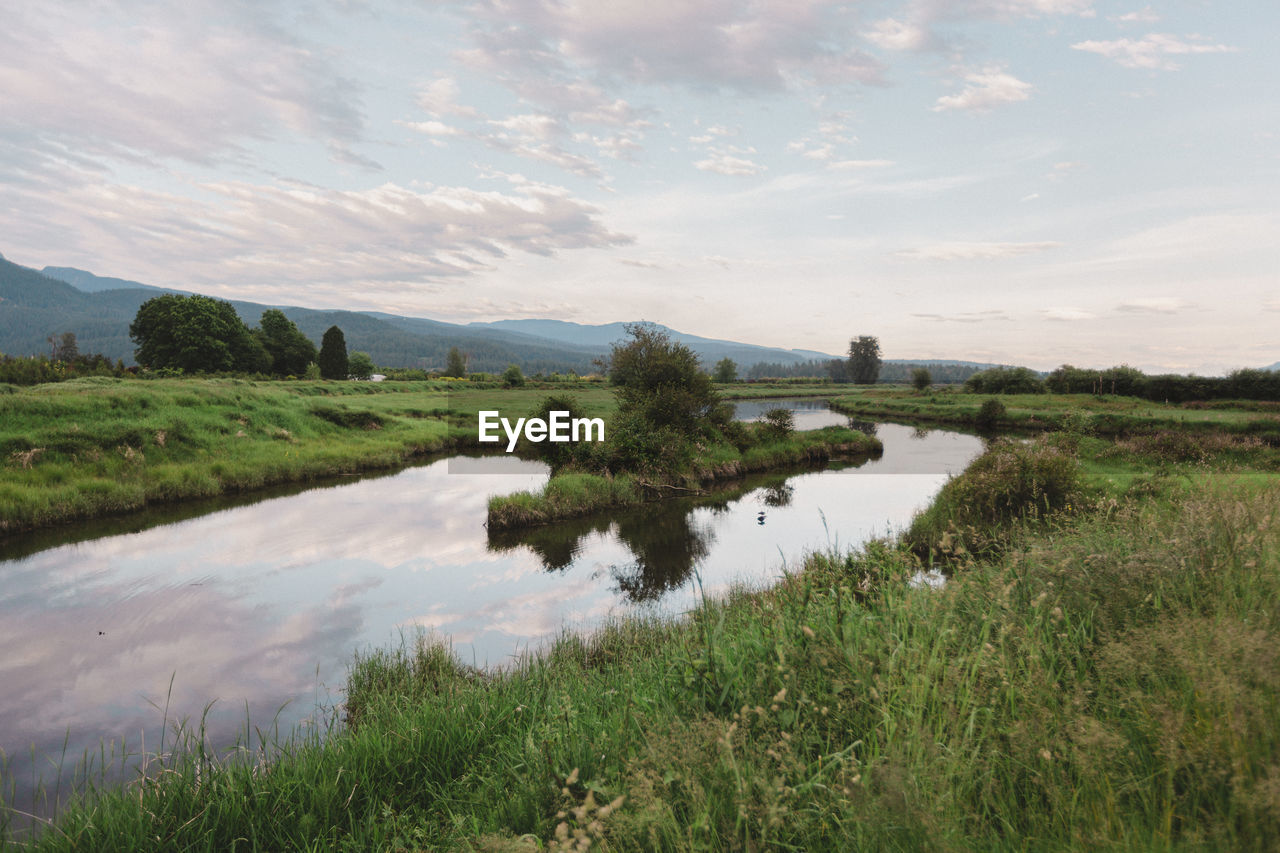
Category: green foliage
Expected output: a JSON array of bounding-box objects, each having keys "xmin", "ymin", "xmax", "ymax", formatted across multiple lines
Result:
[
  {"xmin": 905, "ymin": 435, "xmax": 1081, "ymax": 558},
  {"xmin": 527, "ymin": 393, "xmax": 589, "ymax": 470},
  {"xmin": 258, "ymin": 309, "xmax": 318, "ymax": 376},
  {"xmin": 130, "ymin": 294, "xmax": 269, "ymax": 374},
  {"xmin": 847, "ymin": 335, "xmax": 882, "ymax": 385},
  {"xmin": 502, "ymin": 363, "xmax": 525, "ymax": 387},
  {"xmin": 1043, "ymin": 364, "xmax": 1280, "ymax": 404},
  {"xmin": 975, "ymin": 396, "xmax": 1007, "ymax": 428},
  {"xmin": 445, "ymin": 347, "xmax": 467, "ymax": 378},
  {"xmin": 759, "ymin": 407, "xmax": 795, "ymax": 441},
  {"xmin": 964, "ymin": 365, "xmax": 1045, "ymax": 394},
  {"xmin": 712, "ymin": 357, "xmax": 737, "ymax": 383},
  {"xmin": 0, "ymin": 353, "xmax": 128, "ymax": 386},
  {"xmin": 303, "ymin": 361, "xmax": 321, "ymax": 380},
  {"xmin": 318, "ymin": 326, "xmax": 348, "ymax": 380},
  {"xmin": 606, "ymin": 324, "xmax": 719, "ymax": 434},
  {"xmin": 911, "ymin": 367, "xmax": 931, "ymax": 391},
  {"xmin": 348, "ymin": 351, "xmax": 376, "ymax": 380}
]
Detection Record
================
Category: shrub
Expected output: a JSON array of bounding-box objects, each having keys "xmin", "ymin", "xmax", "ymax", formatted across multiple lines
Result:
[
  {"xmin": 976, "ymin": 397, "xmax": 1007, "ymax": 429},
  {"xmin": 502, "ymin": 364, "xmax": 525, "ymax": 388},
  {"xmin": 905, "ymin": 437, "xmax": 1082, "ymax": 559},
  {"xmin": 759, "ymin": 407, "xmax": 795, "ymax": 441}
]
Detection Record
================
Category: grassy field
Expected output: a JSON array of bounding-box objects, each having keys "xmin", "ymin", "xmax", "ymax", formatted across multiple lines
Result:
[
  {"xmin": 0, "ymin": 378, "xmax": 626, "ymax": 535},
  {"xmin": 829, "ymin": 385, "xmax": 1280, "ymax": 437}
]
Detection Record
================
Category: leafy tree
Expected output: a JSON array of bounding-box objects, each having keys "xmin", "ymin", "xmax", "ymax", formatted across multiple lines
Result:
[
  {"xmin": 48, "ymin": 331, "xmax": 79, "ymax": 361},
  {"xmin": 760, "ymin": 407, "xmax": 795, "ymax": 440},
  {"xmin": 848, "ymin": 335, "xmax": 882, "ymax": 385},
  {"xmin": 606, "ymin": 324, "xmax": 719, "ymax": 434},
  {"xmin": 348, "ymin": 351, "xmax": 375, "ymax": 380},
  {"xmin": 303, "ymin": 361, "xmax": 321, "ymax": 380},
  {"xmin": 318, "ymin": 326, "xmax": 348, "ymax": 379},
  {"xmin": 445, "ymin": 347, "xmax": 467, "ymax": 378},
  {"xmin": 911, "ymin": 367, "xmax": 932, "ymax": 391},
  {"xmin": 712, "ymin": 357, "xmax": 738, "ymax": 384},
  {"xmin": 130, "ymin": 294, "xmax": 268, "ymax": 373},
  {"xmin": 502, "ymin": 364, "xmax": 525, "ymax": 387},
  {"xmin": 257, "ymin": 310, "xmax": 317, "ymax": 377}
]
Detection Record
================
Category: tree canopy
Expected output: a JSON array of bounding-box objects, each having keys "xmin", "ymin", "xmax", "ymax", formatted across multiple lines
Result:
[
  {"xmin": 607, "ymin": 324, "xmax": 719, "ymax": 433},
  {"xmin": 257, "ymin": 310, "xmax": 317, "ymax": 377},
  {"xmin": 848, "ymin": 335, "xmax": 882, "ymax": 385},
  {"xmin": 445, "ymin": 347, "xmax": 467, "ymax": 378},
  {"xmin": 348, "ymin": 351, "xmax": 375, "ymax": 380},
  {"xmin": 130, "ymin": 294, "xmax": 268, "ymax": 373}
]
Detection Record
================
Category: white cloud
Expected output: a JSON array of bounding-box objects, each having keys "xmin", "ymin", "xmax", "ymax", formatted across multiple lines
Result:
[
  {"xmin": 694, "ymin": 151, "xmax": 766, "ymax": 177},
  {"xmin": 0, "ymin": 168, "xmax": 630, "ymax": 299},
  {"xmin": 1116, "ymin": 297, "xmax": 1192, "ymax": 314},
  {"xmin": 1042, "ymin": 307, "xmax": 1097, "ymax": 321},
  {"xmin": 400, "ymin": 120, "xmax": 464, "ymax": 137},
  {"xmin": 1071, "ymin": 33, "xmax": 1237, "ymax": 71},
  {"xmin": 415, "ymin": 77, "xmax": 482, "ymax": 119},
  {"xmin": 829, "ymin": 159, "xmax": 895, "ymax": 170},
  {"xmin": 460, "ymin": 0, "xmax": 883, "ymax": 96},
  {"xmin": 897, "ymin": 240, "xmax": 1062, "ymax": 260},
  {"xmin": 933, "ymin": 66, "xmax": 1033, "ymax": 111},
  {"xmin": 863, "ymin": 18, "xmax": 929, "ymax": 51},
  {"xmin": 1111, "ymin": 7, "xmax": 1159, "ymax": 24},
  {"xmin": 0, "ymin": 1, "xmax": 366, "ymax": 168},
  {"xmin": 911, "ymin": 310, "xmax": 1013, "ymax": 323}
]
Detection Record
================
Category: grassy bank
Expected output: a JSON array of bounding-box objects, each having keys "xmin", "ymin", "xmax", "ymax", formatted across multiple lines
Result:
[
  {"xmin": 486, "ymin": 426, "xmax": 881, "ymax": 530},
  {"xmin": 9, "ymin": 450, "xmax": 1278, "ymax": 849},
  {"xmin": 0, "ymin": 378, "xmax": 623, "ymax": 535},
  {"xmin": 829, "ymin": 386, "xmax": 1280, "ymax": 441}
]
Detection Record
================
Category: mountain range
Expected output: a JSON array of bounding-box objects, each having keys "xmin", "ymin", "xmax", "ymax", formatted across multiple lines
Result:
[{"xmin": 0, "ymin": 253, "xmax": 855, "ymax": 373}]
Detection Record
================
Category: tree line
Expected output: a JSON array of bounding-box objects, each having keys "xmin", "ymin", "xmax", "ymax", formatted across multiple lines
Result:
[
  {"xmin": 964, "ymin": 363, "xmax": 1280, "ymax": 403},
  {"xmin": 126, "ymin": 294, "xmax": 376, "ymax": 379}
]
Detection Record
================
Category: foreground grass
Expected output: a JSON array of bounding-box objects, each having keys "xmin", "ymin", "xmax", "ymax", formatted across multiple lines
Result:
[
  {"xmin": 487, "ymin": 426, "xmax": 881, "ymax": 530},
  {"xmin": 8, "ymin": 474, "xmax": 1278, "ymax": 851}
]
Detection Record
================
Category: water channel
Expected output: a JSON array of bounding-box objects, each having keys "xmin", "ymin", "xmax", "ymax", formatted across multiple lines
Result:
[{"xmin": 0, "ymin": 399, "xmax": 983, "ymax": 826}]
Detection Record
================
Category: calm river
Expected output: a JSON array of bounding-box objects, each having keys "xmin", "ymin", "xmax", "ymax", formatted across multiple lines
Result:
[{"xmin": 0, "ymin": 400, "xmax": 982, "ymax": 826}]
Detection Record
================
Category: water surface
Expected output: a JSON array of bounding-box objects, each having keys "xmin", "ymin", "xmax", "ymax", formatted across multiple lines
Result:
[{"xmin": 0, "ymin": 406, "xmax": 981, "ymax": 825}]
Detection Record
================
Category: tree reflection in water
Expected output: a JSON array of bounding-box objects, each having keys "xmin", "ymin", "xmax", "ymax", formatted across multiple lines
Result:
[
  {"xmin": 845, "ymin": 418, "xmax": 879, "ymax": 437},
  {"xmin": 486, "ymin": 469, "xmax": 813, "ymax": 604}
]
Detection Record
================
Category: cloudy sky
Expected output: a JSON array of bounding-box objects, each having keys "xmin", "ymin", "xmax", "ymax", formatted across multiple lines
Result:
[{"xmin": 1, "ymin": 1, "xmax": 1275, "ymax": 372}]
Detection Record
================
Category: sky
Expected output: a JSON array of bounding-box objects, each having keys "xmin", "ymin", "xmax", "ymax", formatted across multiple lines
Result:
[{"xmin": 1, "ymin": 1, "xmax": 1276, "ymax": 373}]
